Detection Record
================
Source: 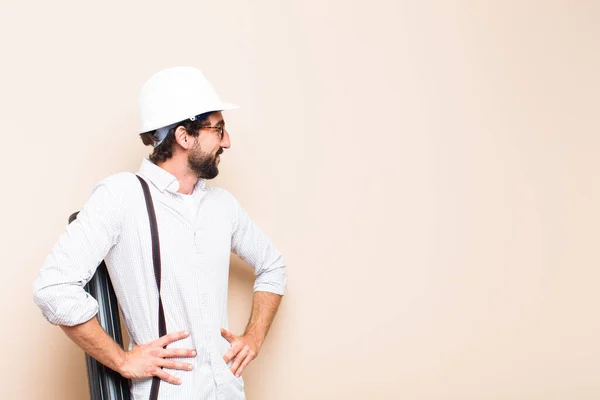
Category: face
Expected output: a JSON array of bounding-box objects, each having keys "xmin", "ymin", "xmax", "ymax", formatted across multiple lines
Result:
[{"xmin": 187, "ymin": 111, "xmax": 231, "ymax": 179}]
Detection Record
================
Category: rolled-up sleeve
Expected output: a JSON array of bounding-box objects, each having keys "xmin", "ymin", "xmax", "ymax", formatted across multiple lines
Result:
[
  {"xmin": 33, "ymin": 179, "xmax": 123, "ymax": 326},
  {"xmin": 229, "ymin": 194, "xmax": 287, "ymax": 295}
]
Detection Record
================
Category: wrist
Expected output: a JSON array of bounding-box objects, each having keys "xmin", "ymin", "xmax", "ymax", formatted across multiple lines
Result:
[
  {"xmin": 244, "ymin": 330, "xmax": 265, "ymax": 347},
  {"xmin": 114, "ymin": 348, "xmax": 128, "ymax": 376}
]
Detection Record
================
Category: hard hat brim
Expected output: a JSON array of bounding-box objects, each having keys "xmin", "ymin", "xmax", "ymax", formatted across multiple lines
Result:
[{"xmin": 138, "ymin": 102, "xmax": 240, "ymax": 134}]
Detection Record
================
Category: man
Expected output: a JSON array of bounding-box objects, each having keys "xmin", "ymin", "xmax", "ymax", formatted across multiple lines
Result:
[{"xmin": 33, "ymin": 66, "xmax": 287, "ymax": 399}]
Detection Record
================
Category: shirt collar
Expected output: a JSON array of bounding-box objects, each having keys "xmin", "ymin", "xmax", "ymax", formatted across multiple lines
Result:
[{"xmin": 138, "ymin": 158, "xmax": 206, "ymax": 195}]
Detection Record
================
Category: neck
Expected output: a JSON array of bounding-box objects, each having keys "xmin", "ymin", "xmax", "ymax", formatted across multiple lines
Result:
[{"xmin": 156, "ymin": 155, "xmax": 199, "ymax": 195}]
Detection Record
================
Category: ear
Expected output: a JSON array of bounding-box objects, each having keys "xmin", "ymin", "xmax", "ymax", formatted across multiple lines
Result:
[{"xmin": 174, "ymin": 126, "xmax": 192, "ymax": 150}]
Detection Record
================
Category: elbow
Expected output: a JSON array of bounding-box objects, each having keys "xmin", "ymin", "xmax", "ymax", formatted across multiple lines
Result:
[
  {"xmin": 254, "ymin": 264, "xmax": 287, "ymax": 295},
  {"xmin": 33, "ymin": 286, "xmax": 61, "ymax": 325},
  {"xmin": 33, "ymin": 285, "xmax": 99, "ymax": 326}
]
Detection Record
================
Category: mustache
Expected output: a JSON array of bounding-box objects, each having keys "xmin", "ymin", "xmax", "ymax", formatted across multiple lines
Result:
[{"xmin": 216, "ymin": 148, "xmax": 224, "ymax": 156}]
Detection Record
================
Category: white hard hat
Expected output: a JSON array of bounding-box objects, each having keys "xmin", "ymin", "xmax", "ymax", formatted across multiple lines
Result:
[{"xmin": 138, "ymin": 66, "xmax": 239, "ymax": 134}]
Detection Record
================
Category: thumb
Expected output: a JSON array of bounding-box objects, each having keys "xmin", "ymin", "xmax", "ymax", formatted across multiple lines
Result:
[{"xmin": 221, "ymin": 328, "xmax": 235, "ymax": 342}]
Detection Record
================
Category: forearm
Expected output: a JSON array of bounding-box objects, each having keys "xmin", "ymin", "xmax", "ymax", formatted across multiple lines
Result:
[
  {"xmin": 243, "ymin": 291, "xmax": 282, "ymax": 346},
  {"xmin": 59, "ymin": 316, "xmax": 126, "ymax": 374}
]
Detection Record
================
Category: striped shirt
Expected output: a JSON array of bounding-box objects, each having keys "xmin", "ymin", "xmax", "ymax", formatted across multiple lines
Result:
[{"xmin": 33, "ymin": 158, "xmax": 288, "ymax": 399}]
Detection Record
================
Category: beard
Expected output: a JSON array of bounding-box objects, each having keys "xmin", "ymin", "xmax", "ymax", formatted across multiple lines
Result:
[{"xmin": 188, "ymin": 143, "xmax": 223, "ymax": 179}]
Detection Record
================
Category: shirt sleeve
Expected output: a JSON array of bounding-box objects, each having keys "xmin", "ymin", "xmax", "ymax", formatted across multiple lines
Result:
[
  {"xmin": 33, "ymin": 179, "xmax": 123, "ymax": 326},
  {"xmin": 229, "ymin": 194, "xmax": 287, "ymax": 295}
]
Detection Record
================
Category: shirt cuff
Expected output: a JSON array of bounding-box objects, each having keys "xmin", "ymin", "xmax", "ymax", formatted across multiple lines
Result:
[
  {"xmin": 253, "ymin": 265, "xmax": 287, "ymax": 295},
  {"xmin": 35, "ymin": 290, "xmax": 99, "ymax": 326}
]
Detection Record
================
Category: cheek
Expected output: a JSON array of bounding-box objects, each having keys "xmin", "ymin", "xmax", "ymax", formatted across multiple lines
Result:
[
  {"xmin": 197, "ymin": 136, "xmax": 219, "ymax": 152},
  {"xmin": 207, "ymin": 141, "xmax": 221, "ymax": 154}
]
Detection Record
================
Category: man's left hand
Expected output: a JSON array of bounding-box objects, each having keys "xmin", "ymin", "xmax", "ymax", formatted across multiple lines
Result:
[{"xmin": 221, "ymin": 328, "xmax": 262, "ymax": 377}]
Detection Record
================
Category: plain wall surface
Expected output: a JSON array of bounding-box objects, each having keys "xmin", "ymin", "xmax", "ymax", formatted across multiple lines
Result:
[{"xmin": 1, "ymin": 0, "xmax": 599, "ymax": 399}]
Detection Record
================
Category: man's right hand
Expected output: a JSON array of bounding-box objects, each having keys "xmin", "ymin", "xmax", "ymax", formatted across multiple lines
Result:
[{"xmin": 118, "ymin": 331, "xmax": 197, "ymax": 385}]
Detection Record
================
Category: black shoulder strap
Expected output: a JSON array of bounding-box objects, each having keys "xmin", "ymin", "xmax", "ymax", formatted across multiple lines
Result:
[{"xmin": 136, "ymin": 175, "xmax": 166, "ymax": 400}]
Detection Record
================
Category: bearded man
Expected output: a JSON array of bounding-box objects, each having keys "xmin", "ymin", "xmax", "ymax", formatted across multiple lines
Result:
[{"xmin": 33, "ymin": 66, "xmax": 287, "ymax": 400}]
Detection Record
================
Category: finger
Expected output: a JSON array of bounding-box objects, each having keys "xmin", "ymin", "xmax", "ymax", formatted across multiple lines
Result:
[
  {"xmin": 230, "ymin": 347, "xmax": 249, "ymax": 375},
  {"xmin": 221, "ymin": 328, "xmax": 235, "ymax": 343},
  {"xmin": 234, "ymin": 351, "xmax": 254, "ymax": 377},
  {"xmin": 223, "ymin": 343, "xmax": 242, "ymax": 364},
  {"xmin": 159, "ymin": 348, "xmax": 198, "ymax": 359},
  {"xmin": 151, "ymin": 367, "xmax": 181, "ymax": 385},
  {"xmin": 157, "ymin": 359, "xmax": 194, "ymax": 371},
  {"xmin": 155, "ymin": 331, "xmax": 190, "ymax": 348}
]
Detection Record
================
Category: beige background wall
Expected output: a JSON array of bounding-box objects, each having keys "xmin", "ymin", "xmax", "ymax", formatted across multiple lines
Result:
[{"xmin": 1, "ymin": 0, "xmax": 598, "ymax": 399}]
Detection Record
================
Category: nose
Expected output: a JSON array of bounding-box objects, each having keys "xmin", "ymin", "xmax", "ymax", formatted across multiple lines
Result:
[{"xmin": 220, "ymin": 129, "xmax": 231, "ymax": 149}]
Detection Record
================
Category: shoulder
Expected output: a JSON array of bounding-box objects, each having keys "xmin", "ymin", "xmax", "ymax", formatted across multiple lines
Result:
[
  {"xmin": 204, "ymin": 186, "xmax": 244, "ymax": 218},
  {"xmin": 205, "ymin": 185, "xmax": 238, "ymax": 203},
  {"xmin": 90, "ymin": 172, "xmax": 141, "ymax": 202},
  {"xmin": 100, "ymin": 171, "xmax": 138, "ymax": 186}
]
